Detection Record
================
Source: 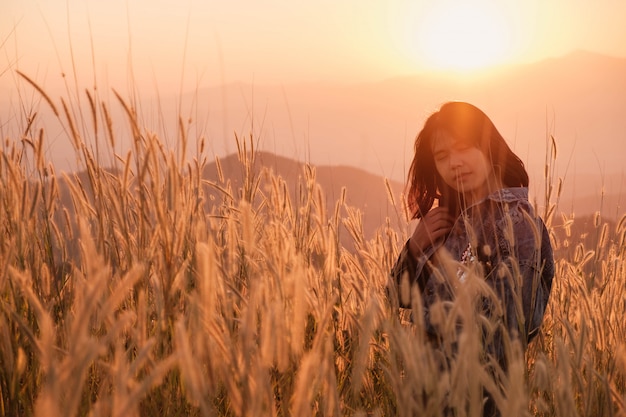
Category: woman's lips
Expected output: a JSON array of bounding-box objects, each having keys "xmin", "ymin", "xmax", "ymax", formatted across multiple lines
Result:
[{"xmin": 454, "ymin": 172, "xmax": 471, "ymax": 182}]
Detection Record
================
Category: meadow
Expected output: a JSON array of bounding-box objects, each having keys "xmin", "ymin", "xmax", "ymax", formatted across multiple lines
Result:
[{"xmin": 1, "ymin": 74, "xmax": 625, "ymax": 417}]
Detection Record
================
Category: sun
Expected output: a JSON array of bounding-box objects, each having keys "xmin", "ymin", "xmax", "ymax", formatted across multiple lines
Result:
[{"xmin": 407, "ymin": 1, "xmax": 512, "ymax": 72}]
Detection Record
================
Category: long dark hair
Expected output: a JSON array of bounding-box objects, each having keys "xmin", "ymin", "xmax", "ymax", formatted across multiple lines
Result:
[{"xmin": 407, "ymin": 101, "xmax": 528, "ymax": 219}]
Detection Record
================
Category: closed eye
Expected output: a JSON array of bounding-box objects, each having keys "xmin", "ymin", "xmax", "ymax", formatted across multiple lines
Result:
[{"xmin": 434, "ymin": 151, "xmax": 448, "ymax": 161}]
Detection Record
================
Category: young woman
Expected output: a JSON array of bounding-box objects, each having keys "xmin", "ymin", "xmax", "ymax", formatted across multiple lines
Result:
[{"xmin": 391, "ymin": 101, "xmax": 554, "ymax": 414}]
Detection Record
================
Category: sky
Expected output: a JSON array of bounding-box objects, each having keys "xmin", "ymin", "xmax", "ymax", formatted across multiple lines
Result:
[
  {"xmin": 2, "ymin": 0, "xmax": 626, "ymax": 95},
  {"xmin": 1, "ymin": 0, "xmax": 626, "ymax": 206}
]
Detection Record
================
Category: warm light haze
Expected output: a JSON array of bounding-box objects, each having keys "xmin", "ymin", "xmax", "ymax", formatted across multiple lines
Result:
[
  {"xmin": 2, "ymin": 0, "xmax": 626, "ymax": 215},
  {"xmin": 2, "ymin": 0, "xmax": 626, "ymax": 89},
  {"xmin": 409, "ymin": 1, "xmax": 512, "ymax": 71},
  {"xmin": 3, "ymin": 5, "xmax": 626, "ymax": 414}
]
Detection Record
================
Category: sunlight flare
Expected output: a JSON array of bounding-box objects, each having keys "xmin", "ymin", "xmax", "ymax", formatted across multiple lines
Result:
[{"xmin": 408, "ymin": 1, "xmax": 512, "ymax": 72}]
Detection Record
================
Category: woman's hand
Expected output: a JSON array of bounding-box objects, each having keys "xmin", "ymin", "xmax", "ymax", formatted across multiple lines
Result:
[{"xmin": 408, "ymin": 207, "xmax": 455, "ymax": 258}]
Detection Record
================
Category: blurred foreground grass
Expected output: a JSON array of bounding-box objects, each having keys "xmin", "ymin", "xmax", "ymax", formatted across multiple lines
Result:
[{"xmin": 1, "ymin": 77, "xmax": 626, "ymax": 417}]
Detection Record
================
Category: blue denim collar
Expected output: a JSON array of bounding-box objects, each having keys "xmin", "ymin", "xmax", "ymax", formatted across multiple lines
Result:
[{"xmin": 462, "ymin": 187, "xmax": 529, "ymax": 213}]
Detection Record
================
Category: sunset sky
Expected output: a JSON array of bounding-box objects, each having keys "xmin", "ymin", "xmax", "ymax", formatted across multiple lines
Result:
[
  {"xmin": 2, "ymin": 0, "xmax": 626, "ymax": 207},
  {"xmin": 2, "ymin": 0, "xmax": 626, "ymax": 93}
]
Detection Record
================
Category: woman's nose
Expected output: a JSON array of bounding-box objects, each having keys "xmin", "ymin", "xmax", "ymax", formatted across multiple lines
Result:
[{"xmin": 448, "ymin": 151, "xmax": 462, "ymax": 168}]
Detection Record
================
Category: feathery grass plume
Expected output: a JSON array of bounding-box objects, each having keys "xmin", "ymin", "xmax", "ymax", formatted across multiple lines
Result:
[
  {"xmin": 178, "ymin": 116, "xmax": 188, "ymax": 168},
  {"xmin": 16, "ymin": 70, "xmax": 59, "ymax": 117},
  {"xmin": 85, "ymin": 89, "xmax": 98, "ymax": 137},
  {"xmin": 291, "ymin": 298, "xmax": 339, "ymax": 415},
  {"xmin": 6, "ymin": 58, "xmax": 626, "ymax": 416},
  {"xmin": 21, "ymin": 112, "xmax": 37, "ymax": 139},
  {"xmin": 61, "ymin": 98, "xmax": 82, "ymax": 151},
  {"xmin": 541, "ymin": 134, "xmax": 562, "ymax": 229},
  {"xmin": 554, "ymin": 337, "xmax": 579, "ymax": 416},
  {"xmin": 215, "ymin": 154, "xmax": 225, "ymax": 184},
  {"xmin": 112, "ymin": 88, "xmax": 141, "ymax": 143},
  {"xmin": 349, "ymin": 294, "xmax": 382, "ymax": 397},
  {"xmin": 34, "ymin": 128, "xmax": 45, "ymax": 172},
  {"xmin": 101, "ymin": 100, "xmax": 116, "ymax": 149},
  {"xmin": 174, "ymin": 320, "xmax": 212, "ymax": 415}
]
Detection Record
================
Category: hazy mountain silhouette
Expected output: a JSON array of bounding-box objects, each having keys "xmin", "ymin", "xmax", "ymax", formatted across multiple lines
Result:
[
  {"xmin": 52, "ymin": 151, "xmax": 407, "ymax": 255},
  {"xmin": 201, "ymin": 151, "xmax": 407, "ymax": 244},
  {"xmin": 53, "ymin": 147, "xmax": 621, "ymax": 265},
  {"xmin": 6, "ymin": 50, "xmax": 625, "ymax": 220},
  {"xmin": 181, "ymin": 50, "xmax": 626, "ymax": 218},
  {"xmin": 199, "ymin": 151, "xmax": 623, "ymax": 257}
]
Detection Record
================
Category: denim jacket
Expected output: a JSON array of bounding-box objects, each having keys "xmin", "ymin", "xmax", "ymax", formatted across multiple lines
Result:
[{"xmin": 391, "ymin": 187, "xmax": 554, "ymax": 352}]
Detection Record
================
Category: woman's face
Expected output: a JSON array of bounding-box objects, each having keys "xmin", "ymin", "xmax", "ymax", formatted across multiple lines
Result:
[{"xmin": 432, "ymin": 130, "xmax": 495, "ymax": 204}]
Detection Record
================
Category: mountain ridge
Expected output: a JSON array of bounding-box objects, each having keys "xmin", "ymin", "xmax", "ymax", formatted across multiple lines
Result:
[
  {"xmin": 6, "ymin": 50, "xmax": 624, "ymax": 220},
  {"xmin": 186, "ymin": 49, "xmax": 626, "ymax": 213}
]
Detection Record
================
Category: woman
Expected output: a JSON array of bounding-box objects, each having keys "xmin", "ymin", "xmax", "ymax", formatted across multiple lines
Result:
[{"xmin": 391, "ymin": 101, "xmax": 554, "ymax": 415}]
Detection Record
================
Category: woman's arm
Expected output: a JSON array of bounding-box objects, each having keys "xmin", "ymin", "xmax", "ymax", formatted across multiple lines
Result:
[
  {"xmin": 390, "ymin": 208, "xmax": 455, "ymax": 308},
  {"xmin": 520, "ymin": 218, "xmax": 554, "ymax": 342},
  {"xmin": 489, "ymin": 200, "xmax": 555, "ymax": 344}
]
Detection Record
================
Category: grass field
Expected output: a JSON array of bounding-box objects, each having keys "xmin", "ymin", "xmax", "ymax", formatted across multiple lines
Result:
[{"xmin": 1, "ymin": 76, "xmax": 625, "ymax": 417}]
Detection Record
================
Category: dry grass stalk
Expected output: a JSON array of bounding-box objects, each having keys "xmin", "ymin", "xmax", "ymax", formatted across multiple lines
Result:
[{"xmin": 1, "ymin": 74, "xmax": 626, "ymax": 417}]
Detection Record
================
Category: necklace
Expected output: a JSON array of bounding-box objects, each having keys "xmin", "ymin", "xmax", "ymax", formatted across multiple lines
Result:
[{"xmin": 458, "ymin": 242, "xmax": 477, "ymax": 282}]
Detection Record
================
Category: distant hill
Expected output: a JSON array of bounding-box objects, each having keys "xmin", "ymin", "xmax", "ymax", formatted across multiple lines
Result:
[
  {"xmin": 51, "ymin": 151, "xmax": 407, "ymax": 257},
  {"xmin": 7, "ymin": 50, "xmax": 625, "ymax": 220},
  {"xmin": 168, "ymin": 50, "xmax": 626, "ymax": 218},
  {"xmin": 201, "ymin": 151, "xmax": 408, "ymax": 244},
  {"xmin": 53, "ymin": 149, "xmax": 622, "ymax": 262},
  {"xmin": 199, "ymin": 151, "xmax": 626, "ymax": 259}
]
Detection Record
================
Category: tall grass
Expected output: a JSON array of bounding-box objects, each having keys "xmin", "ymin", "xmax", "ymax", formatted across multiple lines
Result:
[{"xmin": 1, "ymin": 74, "xmax": 625, "ymax": 417}]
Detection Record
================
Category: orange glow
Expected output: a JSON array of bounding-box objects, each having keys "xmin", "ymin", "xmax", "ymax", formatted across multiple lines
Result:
[{"xmin": 407, "ymin": 1, "xmax": 513, "ymax": 72}]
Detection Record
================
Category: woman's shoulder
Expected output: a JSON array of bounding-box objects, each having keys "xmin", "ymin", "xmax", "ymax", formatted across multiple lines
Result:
[{"xmin": 486, "ymin": 187, "xmax": 537, "ymax": 224}]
